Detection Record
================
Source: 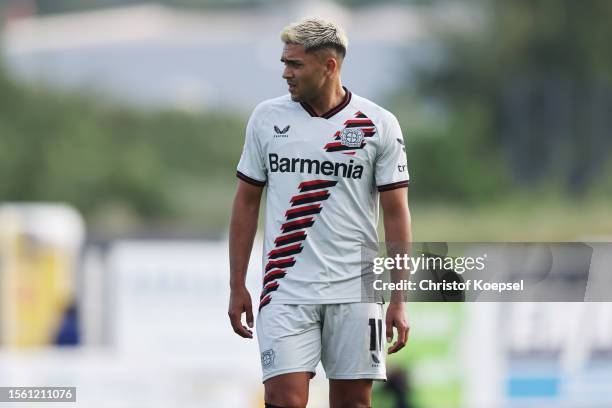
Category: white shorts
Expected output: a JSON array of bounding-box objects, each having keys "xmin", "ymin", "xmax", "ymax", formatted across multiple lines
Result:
[{"xmin": 256, "ymin": 303, "xmax": 387, "ymax": 382}]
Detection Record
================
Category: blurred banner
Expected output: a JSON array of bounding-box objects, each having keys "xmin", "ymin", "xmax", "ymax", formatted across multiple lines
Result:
[
  {"xmin": 465, "ymin": 303, "xmax": 612, "ymax": 408},
  {"xmin": 0, "ymin": 203, "xmax": 84, "ymax": 347}
]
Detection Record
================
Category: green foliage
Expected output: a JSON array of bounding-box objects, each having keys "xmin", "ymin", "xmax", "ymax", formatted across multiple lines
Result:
[
  {"xmin": 402, "ymin": 115, "xmax": 511, "ymax": 203},
  {"xmin": 0, "ymin": 65, "xmax": 245, "ymax": 231},
  {"xmin": 3, "ymin": 0, "xmax": 612, "ymax": 233},
  {"xmin": 336, "ymin": 0, "xmax": 438, "ymax": 7},
  {"xmin": 391, "ymin": 0, "xmax": 612, "ymax": 203}
]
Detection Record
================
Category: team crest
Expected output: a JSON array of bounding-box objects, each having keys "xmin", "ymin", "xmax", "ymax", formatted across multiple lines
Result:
[
  {"xmin": 340, "ymin": 128, "xmax": 364, "ymax": 148},
  {"xmin": 261, "ymin": 349, "xmax": 276, "ymax": 368}
]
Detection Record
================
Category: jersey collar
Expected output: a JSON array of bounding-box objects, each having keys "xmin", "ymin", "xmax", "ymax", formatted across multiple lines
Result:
[{"xmin": 300, "ymin": 87, "xmax": 352, "ymax": 119}]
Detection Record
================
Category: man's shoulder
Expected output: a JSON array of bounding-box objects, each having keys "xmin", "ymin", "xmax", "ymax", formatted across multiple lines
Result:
[
  {"xmin": 349, "ymin": 93, "xmax": 398, "ymax": 124},
  {"xmin": 251, "ymin": 94, "xmax": 296, "ymax": 118}
]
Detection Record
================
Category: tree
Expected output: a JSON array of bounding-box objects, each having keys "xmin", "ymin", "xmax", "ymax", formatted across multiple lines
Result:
[{"xmin": 408, "ymin": 0, "xmax": 612, "ymax": 197}]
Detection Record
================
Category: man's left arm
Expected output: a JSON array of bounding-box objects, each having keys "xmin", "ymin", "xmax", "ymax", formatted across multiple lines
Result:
[{"xmin": 380, "ymin": 187, "xmax": 412, "ymax": 354}]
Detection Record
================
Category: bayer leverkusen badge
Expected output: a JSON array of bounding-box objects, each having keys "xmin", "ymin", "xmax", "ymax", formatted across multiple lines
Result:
[{"xmin": 340, "ymin": 128, "xmax": 364, "ymax": 148}]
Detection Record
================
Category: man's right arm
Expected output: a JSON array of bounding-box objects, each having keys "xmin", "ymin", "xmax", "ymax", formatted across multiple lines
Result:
[{"xmin": 228, "ymin": 179, "xmax": 264, "ymax": 338}]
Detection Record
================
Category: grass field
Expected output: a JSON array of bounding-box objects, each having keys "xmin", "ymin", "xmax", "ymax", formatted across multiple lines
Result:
[
  {"xmin": 90, "ymin": 180, "xmax": 611, "ymax": 242},
  {"xmin": 410, "ymin": 198, "xmax": 612, "ymax": 241}
]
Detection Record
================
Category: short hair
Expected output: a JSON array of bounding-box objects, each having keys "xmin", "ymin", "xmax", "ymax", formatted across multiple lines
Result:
[{"xmin": 280, "ymin": 17, "xmax": 348, "ymax": 59}]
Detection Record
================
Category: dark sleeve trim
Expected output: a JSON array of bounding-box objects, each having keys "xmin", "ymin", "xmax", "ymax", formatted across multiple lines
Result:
[
  {"xmin": 236, "ymin": 171, "xmax": 266, "ymax": 187},
  {"xmin": 377, "ymin": 180, "xmax": 409, "ymax": 192}
]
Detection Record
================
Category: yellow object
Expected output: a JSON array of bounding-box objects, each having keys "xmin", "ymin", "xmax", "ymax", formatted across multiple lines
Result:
[{"xmin": 0, "ymin": 204, "xmax": 83, "ymax": 347}]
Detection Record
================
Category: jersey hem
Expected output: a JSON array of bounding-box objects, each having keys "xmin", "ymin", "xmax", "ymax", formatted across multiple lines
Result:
[
  {"xmin": 377, "ymin": 179, "xmax": 409, "ymax": 192},
  {"xmin": 326, "ymin": 373, "xmax": 387, "ymax": 381},
  {"xmin": 264, "ymin": 297, "xmax": 367, "ymax": 305},
  {"xmin": 236, "ymin": 170, "xmax": 266, "ymax": 187},
  {"xmin": 261, "ymin": 367, "xmax": 317, "ymax": 383}
]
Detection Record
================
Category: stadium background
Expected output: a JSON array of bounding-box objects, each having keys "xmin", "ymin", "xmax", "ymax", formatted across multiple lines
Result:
[{"xmin": 1, "ymin": 0, "xmax": 611, "ymax": 407}]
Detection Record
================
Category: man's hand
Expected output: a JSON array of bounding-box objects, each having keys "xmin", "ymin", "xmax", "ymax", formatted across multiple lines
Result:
[
  {"xmin": 228, "ymin": 285, "xmax": 254, "ymax": 338},
  {"xmin": 385, "ymin": 303, "xmax": 409, "ymax": 354},
  {"xmin": 228, "ymin": 180, "xmax": 262, "ymax": 339}
]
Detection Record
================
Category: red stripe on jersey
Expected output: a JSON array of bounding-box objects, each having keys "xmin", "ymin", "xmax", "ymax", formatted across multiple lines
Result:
[
  {"xmin": 298, "ymin": 180, "xmax": 335, "ymax": 189},
  {"xmin": 344, "ymin": 119, "xmax": 374, "ymax": 126},
  {"xmin": 324, "ymin": 141, "xmax": 343, "ymax": 149},
  {"xmin": 286, "ymin": 204, "xmax": 321, "ymax": 216},
  {"xmin": 324, "ymin": 142, "xmax": 365, "ymax": 152},
  {"xmin": 264, "ymin": 281, "xmax": 279, "ymax": 291},
  {"xmin": 281, "ymin": 217, "xmax": 314, "ymax": 230},
  {"xmin": 265, "ymin": 257, "xmax": 295, "ymax": 271},
  {"xmin": 259, "ymin": 295, "xmax": 272, "ymax": 310},
  {"xmin": 274, "ymin": 231, "xmax": 306, "ymax": 244},
  {"xmin": 290, "ymin": 191, "xmax": 328, "ymax": 203},
  {"xmin": 342, "ymin": 152, "xmax": 356, "ymax": 155},
  {"xmin": 267, "ymin": 243, "xmax": 302, "ymax": 258},
  {"xmin": 263, "ymin": 269, "xmax": 286, "ymax": 281}
]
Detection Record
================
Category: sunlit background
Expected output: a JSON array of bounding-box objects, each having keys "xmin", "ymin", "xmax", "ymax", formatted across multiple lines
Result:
[{"xmin": 1, "ymin": 0, "xmax": 611, "ymax": 407}]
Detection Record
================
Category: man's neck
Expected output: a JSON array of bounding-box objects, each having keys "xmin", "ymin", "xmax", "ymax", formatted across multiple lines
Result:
[{"xmin": 305, "ymin": 82, "xmax": 346, "ymax": 116}]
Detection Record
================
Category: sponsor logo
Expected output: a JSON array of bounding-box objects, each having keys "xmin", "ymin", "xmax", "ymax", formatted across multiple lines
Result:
[
  {"xmin": 397, "ymin": 164, "xmax": 407, "ymax": 172},
  {"xmin": 274, "ymin": 125, "xmax": 290, "ymax": 138},
  {"xmin": 396, "ymin": 138, "xmax": 405, "ymax": 152},
  {"xmin": 340, "ymin": 128, "xmax": 364, "ymax": 147},
  {"xmin": 261, "ymin": 349, "xmax": 276, "ymax": 368},
  {"xmin": 268, "ymin": 153, "xmax": 364, "ymax": 179}
]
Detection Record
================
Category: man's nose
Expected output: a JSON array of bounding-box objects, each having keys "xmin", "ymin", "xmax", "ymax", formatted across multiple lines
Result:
[{"xmin": 282, "ymin": 66, "xmax": 293, "ymax": 79}]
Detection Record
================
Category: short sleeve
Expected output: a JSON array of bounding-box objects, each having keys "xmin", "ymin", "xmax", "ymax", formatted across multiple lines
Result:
[
  {"xmin": 375, "ymin": 113, "xmax": 409, "ymax": 191},
  {"xmin": 236, "ymin": 107, "xmax": 267, "ymax": 186}
]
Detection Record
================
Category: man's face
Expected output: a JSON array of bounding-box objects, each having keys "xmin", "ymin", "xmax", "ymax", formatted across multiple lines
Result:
[{"xmin": 281, "ymin": 43, "xmax": 328, "ymax": 102}]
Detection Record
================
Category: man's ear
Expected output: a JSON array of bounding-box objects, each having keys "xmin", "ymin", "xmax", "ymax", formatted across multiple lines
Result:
[{"xmin": 325, "ymin": 56, "xmax": 338, "ymax": 76}]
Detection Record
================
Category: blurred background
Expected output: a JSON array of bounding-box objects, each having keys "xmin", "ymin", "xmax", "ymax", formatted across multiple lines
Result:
[{"xmin": 0, "ymin": 0, "xmax": 611, "ymax": 407}]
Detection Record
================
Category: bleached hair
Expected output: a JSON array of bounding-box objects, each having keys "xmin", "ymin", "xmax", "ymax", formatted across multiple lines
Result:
[{"xmin": 280, "ymin": 17, "xmax": 348, "ymax": 58}]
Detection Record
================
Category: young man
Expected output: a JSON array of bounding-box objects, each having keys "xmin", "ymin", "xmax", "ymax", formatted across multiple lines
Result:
[{"xmin": 228, "ymin": 18, "xmax": 411, "ymax": 408}]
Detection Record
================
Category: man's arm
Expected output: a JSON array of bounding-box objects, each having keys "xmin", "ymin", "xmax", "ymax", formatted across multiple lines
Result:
[
  {"xmin": 228, "ymin": 179, "xmax": 264, "ymax": 338},
  {"xmin": 380, "ymin": 187, "xmax": 412, "ymax": 353}
]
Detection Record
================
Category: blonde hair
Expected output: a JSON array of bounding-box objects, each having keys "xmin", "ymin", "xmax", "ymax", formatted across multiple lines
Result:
[{"xmin": 280, "ymin": 17, "xmax": 348, "ymax": 58}]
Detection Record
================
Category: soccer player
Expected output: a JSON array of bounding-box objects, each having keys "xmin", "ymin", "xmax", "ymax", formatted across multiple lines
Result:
[{"xmin": 228, "ymin": 17, "xmax": 411, "ymax": 408}]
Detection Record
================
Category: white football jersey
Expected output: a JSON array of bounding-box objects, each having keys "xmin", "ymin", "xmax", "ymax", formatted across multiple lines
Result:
[{"xmin": 236, "ymin": 88, "xmax": 409, "ymax": 309}]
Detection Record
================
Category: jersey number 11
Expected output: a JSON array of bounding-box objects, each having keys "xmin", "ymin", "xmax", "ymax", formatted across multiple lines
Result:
[{"xmin": 368, "ymin": 318, "xmax": 383, "ymax": 351}]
